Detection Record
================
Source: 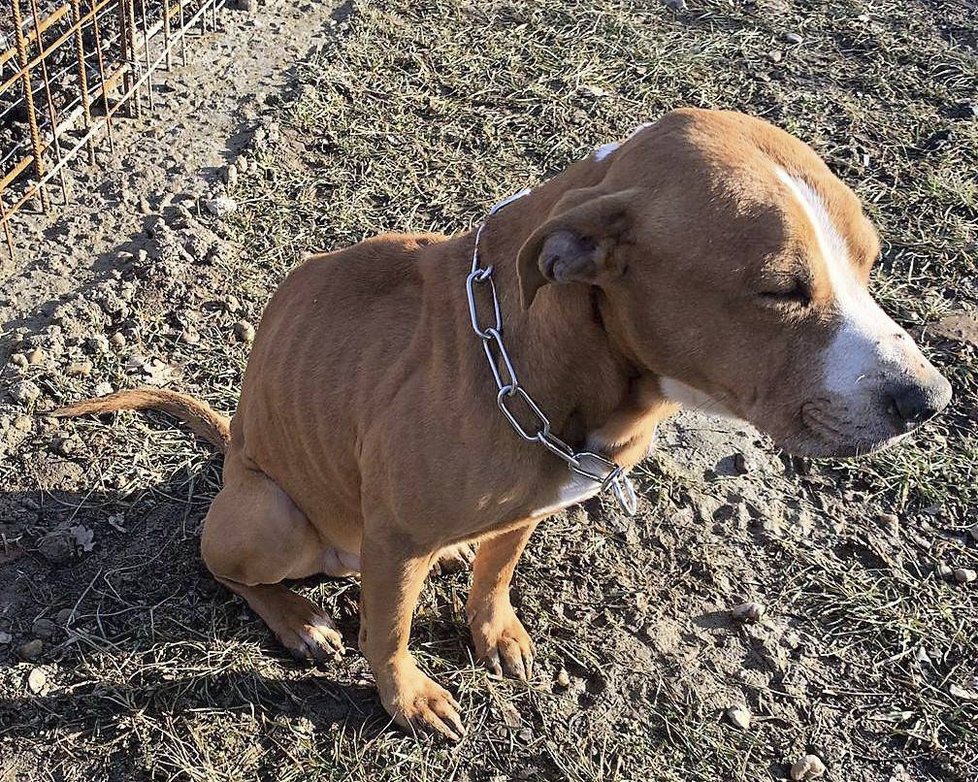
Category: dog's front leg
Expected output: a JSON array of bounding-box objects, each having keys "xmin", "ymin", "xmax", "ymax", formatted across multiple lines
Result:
[
  {"xmin": 466, "ymin": 522, "xmax": 537, "ymax": 680},
  {"xmin": 358, "ymin": 528, "xmax": 466, "ymax": 741}
]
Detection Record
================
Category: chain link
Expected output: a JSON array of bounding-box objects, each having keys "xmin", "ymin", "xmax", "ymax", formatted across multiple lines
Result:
[{"xmin": 467, "ymin": 190, "xmax": 638, "ymax": 515}]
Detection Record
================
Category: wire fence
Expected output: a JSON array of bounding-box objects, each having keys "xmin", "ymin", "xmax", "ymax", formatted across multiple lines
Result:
[{"xmin": 0, "ymin": 0, "xmax": 227, "ymax": 259}]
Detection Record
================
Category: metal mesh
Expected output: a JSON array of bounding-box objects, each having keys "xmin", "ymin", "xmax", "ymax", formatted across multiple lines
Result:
[{"xmin": 0, "ymin": 0, "xmax": 226, "ymax": 257}]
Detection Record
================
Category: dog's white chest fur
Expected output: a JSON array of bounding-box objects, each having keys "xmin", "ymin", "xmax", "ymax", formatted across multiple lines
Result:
[{"xmin": 529, "ymin": 471, "xmax": 602, "ymax": 518}]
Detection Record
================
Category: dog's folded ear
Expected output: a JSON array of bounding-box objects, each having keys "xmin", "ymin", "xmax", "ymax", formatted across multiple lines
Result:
[{"xmin": 516, "ymin": 188, "xmax": 636, "ymax": 310}]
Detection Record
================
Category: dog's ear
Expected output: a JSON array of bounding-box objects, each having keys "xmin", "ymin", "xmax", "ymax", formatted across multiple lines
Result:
[{"xmin": 516, "ymin": 189, "xmax": 635, "ymax": 310}]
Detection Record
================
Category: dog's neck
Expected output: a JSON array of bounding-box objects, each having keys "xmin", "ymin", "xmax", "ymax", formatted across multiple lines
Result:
[{"xmin": 455, "ymin": 160, "xmax": 654, "ymax": 449}]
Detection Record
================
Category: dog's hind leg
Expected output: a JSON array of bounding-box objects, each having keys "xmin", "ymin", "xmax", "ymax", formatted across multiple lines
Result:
[{"xmin": 200, "ymin": 461, "xmax": 346, "ymax": 662}]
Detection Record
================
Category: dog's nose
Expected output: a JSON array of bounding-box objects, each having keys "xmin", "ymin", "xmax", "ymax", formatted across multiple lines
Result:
[{"xmin": 886, "ymin": 374, "xmax": 952, "ymax": 430}]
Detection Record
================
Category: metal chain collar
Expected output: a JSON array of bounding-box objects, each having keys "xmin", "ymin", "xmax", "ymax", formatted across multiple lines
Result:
[{"xmin": 465, "ymin": 189, "xmax": 638, "ymax": 515}]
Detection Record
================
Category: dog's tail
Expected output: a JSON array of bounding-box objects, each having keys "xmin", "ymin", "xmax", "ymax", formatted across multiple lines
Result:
[{"xmin": 52, "ymin": 387, "xmax": 231, "ymax": 454}]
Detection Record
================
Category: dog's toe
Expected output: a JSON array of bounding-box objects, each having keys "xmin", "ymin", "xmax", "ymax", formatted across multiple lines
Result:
[
  {"xmin": 272, "ymin": 601, "xmax": 345, "ymax": 664},
  {"xmin": 470, "ymin": 605, "xmax": 535, "ymax": 681}
]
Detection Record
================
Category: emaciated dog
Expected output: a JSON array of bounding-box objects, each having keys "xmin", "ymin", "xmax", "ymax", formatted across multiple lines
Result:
[{"xmin": 55, "ymin": 109, "xmax": 952, "ymax": 740}]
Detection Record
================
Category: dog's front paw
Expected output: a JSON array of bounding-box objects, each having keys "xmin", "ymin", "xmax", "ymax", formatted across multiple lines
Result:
[
  {"xmin": 380, "ymin": 662, "xmax": 466, "ymax": 742},
  {"xmin": 469, "ymin": 603, "xmax": 535, "ymax": 681}
]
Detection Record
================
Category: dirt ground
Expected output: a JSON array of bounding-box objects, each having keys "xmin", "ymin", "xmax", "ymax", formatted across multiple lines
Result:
[{"xmin": 1, "ymin": 1, "xmax": 977, "ymax": 780}]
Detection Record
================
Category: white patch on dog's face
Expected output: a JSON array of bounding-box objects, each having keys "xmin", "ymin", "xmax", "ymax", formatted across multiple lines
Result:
[
  {"xmin": 769, "ymin": 167, "xmax": 951, "ymax": 455},
  {"xmin": 774, "ymin": 168, "xmax": 915, "ymax": 397}
]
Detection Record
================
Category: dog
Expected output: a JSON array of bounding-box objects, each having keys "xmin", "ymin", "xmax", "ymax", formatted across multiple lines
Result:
[{"xmin": 55, "ymin": 109, "xmax": 952, "ymax": 741}]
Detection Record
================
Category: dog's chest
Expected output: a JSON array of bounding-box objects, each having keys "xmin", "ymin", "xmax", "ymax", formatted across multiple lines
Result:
[{"xmin": 527, "ymin": 471, "xmax": 602, "ymax": 518}]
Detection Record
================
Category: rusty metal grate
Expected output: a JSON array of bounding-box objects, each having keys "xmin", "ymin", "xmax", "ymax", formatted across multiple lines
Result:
[{"xmin": 0, "ymin": 0, "xmax": 226, "ymax": 258}]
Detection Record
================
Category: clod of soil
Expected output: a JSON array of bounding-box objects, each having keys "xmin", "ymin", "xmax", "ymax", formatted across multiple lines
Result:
[
  {"xmin": 37, "ymin": 530, "xmax": 76, "ymax": 565},
  {"xmin": 953, "ymin": 568, "xmax": 977, "ymax": 584},
  {"xmin": 790, "ymin": 754, "xmax": 827, "ymax": 780},
  {"xmin": 204, "ymin": 195, "xmax": 238, "ymax": 216},
  {"xmin": 732, "ymin": 601, "xmax": 766, "ymax": 622},
  {"xmin": 66, "ymin": 362, "xmax": 93, "ymax": 377},
  {"xmin": 8, "ymin": 381, "xmax": 41, "ymax": 406},
  {"xmin": 233, "ymin": 319, "xmax": 256, "ymax": 343},
  {"xmin": 17, "ymin": 639, "xmax": 43, "ymax": 661}
]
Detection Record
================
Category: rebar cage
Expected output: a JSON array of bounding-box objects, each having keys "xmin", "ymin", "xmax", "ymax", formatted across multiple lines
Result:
[{"xmin": 0, "ymin": 0, "xmax": 227, "ymax": 259}]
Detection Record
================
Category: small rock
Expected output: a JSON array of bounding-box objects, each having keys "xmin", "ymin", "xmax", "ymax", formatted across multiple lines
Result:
[
  {"xmin": 69, "ymin": 525, "xmax": 95, "ymax": 553},
  {"xmin": 55, "ymin": 608, "xmax": 73, "ymax": 626},
  {"xmin": 233, "ymin": 319, "xmax": 256, "ymax": 343},
  {"xmin": 204, "ymin": 195, "xmax": 238, "ymax": 217},
  {"xmin": 499, "ymin": 700, "xmax": 521, "ymax": 728},
  {"xmin": 139, "ymin": 198, "xmax": 152, "ymax": 215},
  {"xmin": 936, "ymin": 563, "xmax": 953, "ymax": 579},
  {"xmin": 732, "ymin": 601, "xmax": 766, "ymax": 623},
  {"xmin": 223, "ymin": 164, "xmax": 238, "ymax": 187},
  {"xmin": 237, "ymin": 154, "xmax": 250, "ymax": 173},
  {"xmin": 110, "ymin": 332, "xmax": 127, "ymax": 349},
  {"xmin": 915, "ymin": 647, "xmax": 932, "ymax": 665},
  {"xmin": 726, "ymin": 705, "xmax": 751, "ymax": 730},
  {"xmin": 954, "ymin": 568, "xmax": 977, "ymax": 584},
  {"xmin": 767, "ymin": 50, "xmax": 783, "ymax": 63},
  {"xmin": 17, "ymin": 639, "xmax": 43, "ymax": 661},
  {"xmin": 949, "ymin": 683, "xmax": 978, "ymax": 701},
  {"xmin": 790, "ymin": 754, "xmax": 826, "ymax": 781},
  {"xmin": 0, "ymin": 631, "xmax": 11, "ymax": 644},
  {"xmin": 93, "ymin": 381, "xmax": 113, "ymax": 396},
  {"xmin": 181, "ymin": 327, "xmax": 201, "ymax": 345},
  {"xmin": 9, "ymin": 380, "xmax": 41, "ymax": 406},
  {"xmin": 878, "ymin": 512, "xmax": 899, "ymax": 527},
  {"xmin": 52, "ymin": 436, "xmax": 77, "ymax": 456},
  {"xmin": 9, "ymin": 353, "xmax": 28, "ymax": 369},
  {"xmin": 783, "ymin": 32, "xmax": 803, "ymax": 45},
  {"xmin": 584, "ymin": 84, "xmax": 611, "ymax": 98},
  {"xmin": 37, "ymin": 530, "xmax": 75, "ymax": 564},
  {"xmin": 31, "ymin": 618, "xmax": 58, "ymax": 640},
  {"xmin": 26, "ymin": 347, "xmax": 44, "ymax": 364},
  {"xmin": 67, "ymin": 361, "xmax": 93, "ymax": 377},
  {"xmin": 27, "ymin": 667, "xmax": 47, "ymax": 693},
  {"xmin": 662, "ymin": 0, "xmax": 687, "ymax": 9},
  {"xmin": 224, "ymin": 294, "xmax": 241, "ymax": 313},
  {"xmin": 556, "ymin": 668, "xmax": 570, "ymax": 688},
  {"xmin": 13, "ymin": 415, "xmax": 31, "ymax": 432},
  {"xmin": 967, "ymin": 523, "xmax": 978, "ymax": 543}
]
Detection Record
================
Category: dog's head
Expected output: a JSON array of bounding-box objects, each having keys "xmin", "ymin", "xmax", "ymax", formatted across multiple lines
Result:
[{"xmin": 517, "ymin": 109, "xmax": 951, "ymax": 457}]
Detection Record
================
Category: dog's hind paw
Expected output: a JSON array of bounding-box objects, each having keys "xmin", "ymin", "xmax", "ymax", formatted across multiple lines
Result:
[
  {"xmin": 266, "ymin": 591, "xmax": 345, "ymax": 664},
  {"xmin": 430, "ymin": 543, "xmax": 476, "ymax": 576}
]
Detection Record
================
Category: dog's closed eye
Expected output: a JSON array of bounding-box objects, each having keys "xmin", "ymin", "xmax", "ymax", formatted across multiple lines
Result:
[{"xmin": 757, "ymin": 277, "xmax": 812, "ymax": 307}]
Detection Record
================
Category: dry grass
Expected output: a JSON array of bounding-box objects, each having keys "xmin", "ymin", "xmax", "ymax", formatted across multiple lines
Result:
[{"xmin": 2, "ymin": 0, "xmax": 977, "ymax": 780}]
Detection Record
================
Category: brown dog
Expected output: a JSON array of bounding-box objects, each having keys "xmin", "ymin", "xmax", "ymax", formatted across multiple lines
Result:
[{"xmin": 56, "ymin": 109, "xmax": 951, "ymax": 740}]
